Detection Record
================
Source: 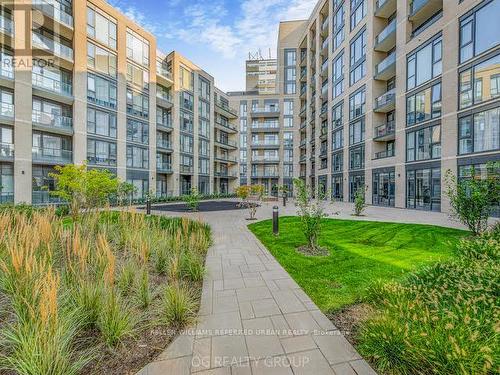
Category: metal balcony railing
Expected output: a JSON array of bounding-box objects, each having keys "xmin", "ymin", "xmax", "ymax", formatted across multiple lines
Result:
[
  {"xmin": 32, "ymin": 109, "xmax": 73, "ymax": 130},
  {"xmin": 0, "ymin": 143, "xmax": 14, "ymax": 158},
  {"xmin": 157, "ymin": 162, "xmax": 172, "ymax": 173},
  {"xmin": 374, "ymin": 149, "xmax": 395, "ymax": 159},
  {"xmin": 0, "ymin": 14, "xmax": 13, "ymax": 35},
  {"xmin": 32, "ymin": 147, "xmax": 72, "ymax": 163},
  {"xmin": 0, "ymin": 103, "xmax": 14, "ymax": 118},
  {"xmin": 156, "ymin": 140, "xmax": 172, "ymax": 149},
  {"xmin": 374, "ymin": 88, "xmax": 396, "ymax": 109},
  {"xmin": 374, "ymin": 121, "xmax": 395, "ymax": 139}
]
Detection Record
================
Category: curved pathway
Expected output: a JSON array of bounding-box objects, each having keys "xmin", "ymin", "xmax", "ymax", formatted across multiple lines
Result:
[{"xmin": 138, "ymin": 201, "xmax": 380, "ymax": 375}]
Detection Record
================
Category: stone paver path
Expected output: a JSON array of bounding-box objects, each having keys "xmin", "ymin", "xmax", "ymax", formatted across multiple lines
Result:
[{"xmin": 137, "ymin": 201, "xmax": 381, "ymax": 375}]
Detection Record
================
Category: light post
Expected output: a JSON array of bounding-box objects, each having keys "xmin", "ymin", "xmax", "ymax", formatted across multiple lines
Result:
[{"xmin": 273, "ymin": 206, "xmax": 279, "ymax": 235}]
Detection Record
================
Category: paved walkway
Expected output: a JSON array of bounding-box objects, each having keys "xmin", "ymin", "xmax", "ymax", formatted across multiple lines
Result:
[{"xmin": 137, "ymin": 200, "xmax": 470, "ymax": 375}]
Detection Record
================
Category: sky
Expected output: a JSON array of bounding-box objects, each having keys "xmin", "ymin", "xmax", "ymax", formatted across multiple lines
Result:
[{"xmin": 107, "ymin": 0, "xmax": 317, "ymax": 92}]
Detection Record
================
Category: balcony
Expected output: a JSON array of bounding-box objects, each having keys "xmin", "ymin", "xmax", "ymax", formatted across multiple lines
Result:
[
  {"xmin": 32, "ymin": 32, "xmax": 73, "ymax": 62},
  {"xmin": 250, "ymin": 107, "xmax": 280, "ymax": 118},
  {"xmin": 180, "ymin": 165, "xmax": 193, "ymax": 174},
  {"xmin": 215, "ymin": 154, "xmax": 237, "ymax": 163},
  {"xmin": 251, "ymin": 172, "xmax": 279, "ymax": 178},
  {"xmin": 0, "ymin": 58, "xmax": 13, "ymax": 80},
  {"xmin": 215, "ymin": 120, "xmax": 237, "ymax": 133},
  {"xmin": 156, "ymin": 139, "xmax": 172, "ymax": 152},
  {"xmin": 321, "ymin": 81, "xmax": 328, "ymax": 99},
  {"xmin": 251, "ymin": 140, "xmax": 280, "ymax": 149},
  {"xmin": 374, "ymin": 19, "xmax": 396, "ymax": 52},
  {"xmin": 157, "ymin": 120, "xmax": 173, "ymax": 132},
  {"xmin": 0, "ymin": 103, "xmax": 14, "ymax": 122},
  {"xmin": 252, "ymin": 155, "xmax": 280, "ymax": 163},
  {"xmin": 0, "ymin": 192, "xmax": 13, "ymax": 204},
  {"xmin": 215, "ymin": 100, "xmax": 238, "ymax": 119},
  {"xmin": 409, "ymin": 0, "xmax": 443, "ymax": 29},
  {"xmin": 321, "ymin": 38, "xmax": 329, "ymax": 56},
  {"xmin": 215, "ymin": 171, "xmax": 238, "ymax": 179},
  {"xmin": 32, "ymin": 191, "xmax": 65, "ymax": 205},
  {"xmin": 300, "ymin": 139, "xmax": 307, "ymax": 148},
  {"xmin": 374, "ymin": 88, "xmax": 395, "ymax": 113},
  {"xmin": 33, "ymin": 0, "xmax": 74, "ymax": 29},
  {"xmin": 374, "ymin": 148, "xmax": 395, "ymax": 159},
  {"xmin": 374, "ymin": 52, "xmax": 396, "ymax": 81},
  {"xmin": 32, "ymin": 109, "xmax": 73, "ymax": 134},
  {"xmin": 300, "ymin": 67, "xmax": 307, "ymax": 81},
  {"xmin": 32, "ymin": 72, "xmax": 73, "ymax": 100},
  {"xmin": 320, "ymin": 103, "xmax": 328, "ymax": 118},
  {"xmin": 87, "ymin": 156, "xmax": 116, "ymax": 167},
  {"xmin": 321, "ymin": 59, "xmax": 328, "ymax": 77},
  {"xmin": 374, "ymin": 0, "xmax": 396, "ymax": 18},
  {"xmin": 156, "ymin": 92, "xmax": 173, "ymax": 108},
  {"xmin": 215, "ymin": 138, "xmax": 238, "ymax": 149},
  {"xmin": 251, "ymin": 123, "xmax": 280, "ymax": 132},
  {"xmin": 0, "ymin": 143, "xmax": 14, "ymax": 161},
  {"xmin": 32, "ymin": 147, "xmax": 72, "ymax": 164},
  {"xmin": 0, "ymin": 14, "xmax": 13, "ymax": 36},
  {"xmin": 156, "ymin": 64, "xmax": 173, "ymax": 86},
  {"xmin": 321, "ymin": 18, "xmax": 329, "ymax": 36},
  {"xmin": 157, "ymin": 162, "xmax": 173, "ymax": 174},
  {"xmin": 374, "ymin": 121, "xmax": 395, "ymax": 141}
]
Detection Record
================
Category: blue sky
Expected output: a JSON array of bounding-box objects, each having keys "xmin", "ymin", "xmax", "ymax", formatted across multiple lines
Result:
[{"xmin": 108, "ymin": 0, "xmax": 316, "ymax": 92}]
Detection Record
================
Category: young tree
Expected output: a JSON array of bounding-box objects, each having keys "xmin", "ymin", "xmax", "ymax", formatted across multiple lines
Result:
[
  {"xmin": 293, "ymin": 178, "xmax": 327, "ymax": 252},
  {"xmin": 117, "ymin": 182, "xmax": 137, "ymax": 206},
  {"xmin": 235, "ymin": 185, "xmax": 264, "ymax": 220},
  {"xmin": 353, "ymin": 186, "xmax": 367, "ymax": 216},
  {"xmin": 185, "ymin": 188, "xmax": 201, "ymax": 212},
  {"xmin": 445, "ymin": 163, "xmax": 499, "ymax": 235}
]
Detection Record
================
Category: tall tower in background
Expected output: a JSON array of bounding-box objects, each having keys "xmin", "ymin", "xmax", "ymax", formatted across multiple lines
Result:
[{"xmin": 245, "ymin": 50, "xmax": 277, "ymax": 94}]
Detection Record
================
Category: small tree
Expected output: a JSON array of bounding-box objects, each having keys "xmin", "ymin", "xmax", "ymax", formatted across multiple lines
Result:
[
  {"xmin": 293, "ymin": 178, "xmax": 327, "ymax": 253},
  {"xmin": 353, "ymin": 186, "xmax": 367, "ymax": 216},
  {"xmin": 236, "ymin": 185, "xmax": 264, "ymax": 220},
  {"xmin": 185, "ymin": 188, "xmax": 201, "ymax": 212},
  {"xmin": 235, "ymin": 185, "xmax": 249, "ymax": 208},
  {"xmin": 445, "ymin": 164, "xmax": 499, "ymax": 235},
  {"xmin": 117, "ymin": 182, "xmax": 137, "ymax": 206}
]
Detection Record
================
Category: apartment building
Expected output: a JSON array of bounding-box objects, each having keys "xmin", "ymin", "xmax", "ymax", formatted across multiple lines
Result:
[
  {"xmin": 233, "ymin": 0, "xmax": 499, "ymax": 213},
  {"xmin": 0, "ymin": 0, "xmax": 239, "ymax": 204},
  {"xmin": 245, "ymin": 58, "xmax": 277, "ymax": 94}
]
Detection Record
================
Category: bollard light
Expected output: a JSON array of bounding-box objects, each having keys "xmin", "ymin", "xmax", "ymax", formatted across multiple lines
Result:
[
  {"xmin": 273, "ymin": 205, "xmax": 279, "ymax": 235},
  {"xmin": 283, "ymin": 192, "xmax": 287, "ymax": 207},
  {"xmin": 146, "ymin": 197, "xmax": 151, "ymax": 216}
]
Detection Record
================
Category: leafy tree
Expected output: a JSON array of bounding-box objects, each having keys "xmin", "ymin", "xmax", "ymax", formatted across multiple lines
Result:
[
  {"xmin": 117, "ymin": 182, "xmax": 137, "ymax": 206},
  {"xmin": 185, "ymin": 188, "xmax": 201, "ymax": 212},
  {"xmin": 445, "ymin": 163, "xmax": 499, "ymax": 235},
  {"xmin": 353, "ymin": 186, "xmax": 367, "ymax": 216},
  {"xmin": 236, "ymin": 185, "xmax": 264, "ymax": 219},
  {"xmin": 293, "ymin": 178, "xmax": 327, "ymax": 251}
]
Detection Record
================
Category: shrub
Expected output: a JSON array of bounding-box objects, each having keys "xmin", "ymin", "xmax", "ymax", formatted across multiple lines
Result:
[
  {"xmin": 445, "ymin": 164, "xmax": 499, "ymax": 235},
  {"xmin": 358, "ymin": 226, "xmax": 499, "ymax": 374},
  {"xmin": 97, "ymin": 291, "xmax": 135, "ymax": 347},
  {"xmin": 135, "ymin": 268, "xmax": 152, "ymax": 309},
  {"xmin": 181, "ymin": 253, "xmax": 205, "ymax": 282},
  {"xmin": 353, "ymin": 186, "xmax": 367, "ymax": 216},
  {"xmin": 185, "ymin": 188, "xmax": 201, "ymax": 212},
  {"xmin": 161, "ymin": 284, "xmax": 197, "ymax": 327},
  {"xmin": 293, "ymin": 178, "xmax": 327, "ymax": 251}
]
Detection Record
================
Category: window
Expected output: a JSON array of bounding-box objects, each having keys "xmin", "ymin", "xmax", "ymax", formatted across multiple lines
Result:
[
  {"xmin": 180, "ymin": 111, "xmax": 193, "ymax": 133},
  {"xmin": 284, "ymin": 146, "xmax": 293, "ymax": 161},
  {"xmin": 459, "ymin": 0, "xmax": 500, "ymax": 63},
  {"xmin": 127, "ymin": 178, "xmax": 149, "ymax": 199},
  {"xmin": 332, "ymin": 52, "xmax": 344, "ymax": 98},
  {"xmin": 406, "ymin": 124, "xmax": 441, "ymax": 162},
  {"xmin": 32, "ymin": 98, "xmax": 72, "ymax": 128},
  {"xmin": 0, "ymin": 163, "xmax": 14, "ymax": 202},
  {"xmin": 157, "ymin": 106, "xmax": 171, "ymax": 127},
  {"xmin": 180, "ymin": 134, "xmax": 194, "ymax": 153},
  {"xmin": 87, "ymin": 73, "xmax": 117, "ymax": 108},
  {"xmin": 127, "ymin": 118, "xmax": 149, "ymax": 144},
  {"xmin": 199, "ymin": 78, "xmax": 210, "ymax": 100},
  {"xmin": 458, "ymin": 107, "xmax": 500, "ymax": 154},
  {"xmin": 127, "ymin": 63, "xmax": 149, "ymax": 91},
  {"xmin": 126, "ymin": 145, "xmax": 149, "ymax": 169},
  {"xmin": 332, "ymin": 152, "xmax": 343, "ymax": 172},
  {"xmin": 459, "ymin": 53, "xmax": 500, "ymax": 109},
  {"xmin": 284, "ymin": 49, "xmax": 297, "ymax": 94},
  {"xmin": 332, "ymin": 102, "xmax": 343, "ymax": 128},
  {"xmin": 458, "ymin": 163, "xmax": 500, "ymax": 217},
  {"xmin": 199, "ymin": 118, "xmax": 210, "ymax": 138},
  {"xmin": 349, "ymin": 88, "xmax": 365, "ymax": 119},
  {"xmin": 350, "ymin": 0, "xmax": 366, "ymax": 31},
  {"xmin": 240, "ymin": 118, "xmax": 247, "ymax": 132},
  {"xmin": 87, "ymin": 7, "xmax": 116, "ymax": 49},
  {"xmin": 87, "ymin": 42, "xmax": 116, "ymax": 77},
  {"xmin": 199, "ymin": 158, "xmax": 210, "ymax": 175},
  {"xmin": 349, "ymin": 174, "xmax": 365, "ymax": 202},
  {"xmin": 181, "ymin": 91, "xmax": 194, "ymax": 111},
  {"xmin": 199, "ymin": 100, "xmax": 210, "ymax": 119},
  {"xmin": 240, "ymin": 101, "xmax": 247, "ymax": 116},
  {"xmin": 333, "ymin": 4, "xmax": 345, "ymax": 51},
  {"xmin": 126, "ymin": 29, "xmax": 149, "ymax": 66},
  {"xmin": 284, "ymin": 100, "xmax": 294, "ymax": 115},
  {"xmin": 349, "ymin": 145, "xmax": 365, "ymax": 170},
  {"xmin": 407, "ymin": 35, "xmax": 442, "ymax": 90},
  {"xmin": 283, "ymin": 164, "xmax": 293, "ymax": 177},
  {"xmin": 87, "ymin": 139, "xmax": 116, "ymax": 166},
  {"xmin": 349, "ymin": 119, "xmax": 365, "ymax": 144},
  {"xmin": 126, "ymin": 89, "xmax": 149, "ymax": 119},
  {"xmin": 199, "ymin": 139, "xmax": 209, "ymax": 157},
  {"xmin": 332, "ymin": 174, "xmax": 343, "ymax": 200},
  {"xmin": 180, "ymin": 66, "xmax": 194, "ymax": 91},
  {"xmin": 373, "ymin": 170, "xmax": 395, "ymax": 207},
  {"xmin": 87, "ymin": 107, "xmax": 116, "ymax": 137},
  {"xmin": 406, "ymin": 82, "xmax": 442, "ymax": 125},
  {"xmin": 333, "ymin": 128, "xmax": 343, "ymax": 150},
  {"xmin": 349, "ymin": 29, "xmax": 366, "ymax": 85},
  {"xmin": 406, "ymin": 168, "xmax": 441, "ymax": 212}
]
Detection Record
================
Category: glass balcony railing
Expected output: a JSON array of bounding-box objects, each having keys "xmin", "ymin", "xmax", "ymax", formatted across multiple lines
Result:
[
  {"xmin": 375, "ymin": 88, "xmax": 396, "ymax": 109},
  {"xmin": 32, "ymin": 72, "xmax": 72, "ymax": 95},
  {"xmin": 216, "ymin": 100, "xmax": 238, "ymax": 117},
  {"xmin": 215, "ymin": 120, "xmax": 237, "ymax": 132},
  {"xmin": 252, "ymin": 155, "xmax": 280, "ymax": 162},
  {"xmin": 32, "ymin": 147, "xmax": 72, "ymax": 163},
  {"xmin": 32, "ymin": 191, "xmax": 65, "ymax": 205},
  {"xmin": 0, "ymin": 57, "xmax": 14, "ymax": 79},
  {"xmin": 215, "ymin": 171, "xmax": 238, "ymax": 178},
  {"xmin": 0, "ymin": 143, "xmax": 14, "ymax": 158},
  {"xmin": 251, "ymin": 122, "xmax": 279, "ymax": 130},
  {"xmin": 157, "ymin": 162, "xmax": 172, "ymax": 173},
  {"xmin": 374, "ymin": 121, "xmax": 395, "ymax": 139},
  {"xmin": 33, "ymin": 0, "xmax": 73, "ymax": 28},
  {"xmin": 87, "ymin": 156, "xmax": 116, "ymax": 166},
  {"xmin": 1, "ymin": 103, "xmax": 14, "ymax": 118},
  {"xmin": 374, "ymin": 149, "xmax": 395, "ymax": 159},
  {"xmin": 156, "ymin": 91, "xmax": 173, "ymax": 103},
  {"xmin": 252, "ymin": 140, "xmax": 279, "ymax": 146},
  {"xmin": 156, "ymin": 139, "xmax": 172, "ymax": 149},
  {"xmin": 410, "ymin": 0, "xmax": 429, "ymax": 16},
  {"xmin": 0, "ymin": 14, "xmax": 13, "ymax": 35},
  {"xmin": 215, "ymin": 154, "xmax": 237, "ymax": 162},
  {"xmin": 251, "ymin": 171, "xmax": 279, "ymax": 178},
  {"xmin": 180, "ymin": 165, "xmax": 193, "ymax": 174},
  {"xmin": 32, "ymin": 109, "xmax": 72, "ymax": 130},
  {"xmin": 375, "ymin": 19, "xmax": 396, "ymax": 46},
  {"xmin": 375, "ymin": 52, "xmax": 396, "ymax": 76},
  {"xmin": 216, "ymin": 139, "xmax": 237, "ymax": 148},
  {"xmin": 251, "ymin": 107, "xmax": 280, "ymax": 115},
  {"xmin": 156, "ymin": 64, "xmax": 173, "ymax": 80},
  {"xmin": 32, "ymin": 32, "xmax": 73, "ymax": 61},
  {"xmin": 157, "ymin": 118, "xmax": 173, "ymax": 129}
]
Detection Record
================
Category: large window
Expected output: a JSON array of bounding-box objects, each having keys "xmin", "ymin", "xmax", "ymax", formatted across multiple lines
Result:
[
  {"xmin": 349, "ymin": 87, "xmax": 365, "ymax": 119},
  {"xmin": 406, "ymin": 168, "xmax": 441, "ymax": 212},
  {"xmin": 180, "ymin": 66, "xmax": 194, "ymax": 91},
  {"xmin": 349, "ymin": 119, "xmax": 365, "ymax": 145},
  {"xmin": 0, "ymin": 163, "xmax": 13, "ymax": 202},
  {"xmin": 406, "ymin": 82, "xmax": 442, "ymax": 126},
  {"xmin": 126, "ymin": 89, "xmax": 149, "ymax": 119},
  {"xmin": 332, "ymin": 174, "xmax": 343, "ymax": 200},
  {"xmin": 373, "ymin": 170, "xmax": 395, "ymax": 207},
  {"xmin": 126, "ymin": 29, "xmax": 149, "ymax": 66},
  {"xmin": 180, "ymin": 111, "xmax": 193, "ymax": 133},
  {"xmin": 332, "ymin": 102, "xmax": 343, "ymax": 128},
  {"xmin": 87, "ymin": 7, "xmax": 117, "ymax": 49},
  {"xmin": 87, "ymin": 139, "xmax": 116, "ymax": 166},
  {"xmin": 459, "ymin": 53, "xmax": 500, "ymax": 109},
  {"xmin": 332, "ymin": 151, "xmax": 343, "ymax": 172},
  {"xmin": 284, "ymin": 49, "xmax": 297, "ymax": 94},
  {"xmin": 126, "ymin": 146, "xmax": 149, "ymax": 169},
  {"xmin": 333, "ymin": 4, "xmax": 345, "ymax": 51},
  {"xmin": 332, "ymin": 52, "xmax": 344, "ymax": 98},
  {"xmin": 459, "ymin": 0, "xmax": 500, "ymax": 63},
  {"xmin": 181, "ymin": 91, "xmax": 194, "ymax": 111},
  {"xmin": 127, "ymin": 119, "xmax": 149, "ymax": 145},
  {"xmin": 349, "ymin": 145, "xmax": 365, "ymax": 170},
  {"xmin": 87, "ymin": 74, "xmax": 117, "ymax": 108},
  {"xmin": 199, "ymin": 78, "xmax": 210, "ymax": 100},
  {"xmin": 199, "ymin": 100, "xmax": 210, "ymax": 120},
  {"xmin": 350, "ymin": 0, "xmax": 366, "ymax": 31},
  {"xmin": 459, "ymin": 107, "xmax": 500, "ymax": 155},
  {"xmin": 349, "ymin": 29, "xmax": 366, "ymax": 85},
  {"xmin": 406, "ymin": 124, "xmax": 441, "ymax": 162},
  {"xmin": 458, "ymin": 163, "xmax": 499, "ymax": 217},
  {"xmin": 87, "ymin": 42, "xmax": 116, "ymax": 77},
  {"xmin": 126, "ymin": 63, "xmax": 149, "ymax": 91},
  {"xmin": 87, "ymin": 107, "xmax": 116, "ymax": 138},
  {"xmin": 407, "ymin": 35, "xmax": 442, "ymax": 90},
  {"xmin": 180, "ymin": 134, "xmax": 193, "ymax": 154}
]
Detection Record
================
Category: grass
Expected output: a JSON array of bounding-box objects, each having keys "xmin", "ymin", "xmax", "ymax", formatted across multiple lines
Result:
[
  {"xmin": 248, "ymin": 217, "xmax": 467, "ymax": 312},
  {"xmin": 0, "ymin": 207, "xmax": 212, "ymax": 375}
]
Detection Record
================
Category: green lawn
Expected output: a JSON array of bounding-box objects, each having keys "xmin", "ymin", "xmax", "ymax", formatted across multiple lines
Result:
[{"xmin": 248, "ymin": 217, "xmax": 467, "ymax": 313}]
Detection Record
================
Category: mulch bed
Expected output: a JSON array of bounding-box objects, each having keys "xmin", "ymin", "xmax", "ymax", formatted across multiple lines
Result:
[
  {"xmin": 142, "ymin": 201, "xmax": 258, "ymax": 213},
  {"xmin": 327, "ymin": 303, "xmax": 374, "ymax": 346}
]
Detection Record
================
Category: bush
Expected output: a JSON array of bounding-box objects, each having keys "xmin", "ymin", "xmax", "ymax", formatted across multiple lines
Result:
[
  {"xmin": 353, "ymin": 186, "xmax": 367, "ymax": 216},
  {"xmin": 97, "ymin": 291, "xmax": 135, "ymax": 347},
  {"xmin": 161, "ymin": 284, "xmax": 197, "ymax": 327},
  {"xmin": 358, "ymin": 226, "xmax": 500, "ymax": 374},
  {"xmin": 185, "ymin": 188, "xmax": 201, "ymax": 212},
  {"xmin": 236, "ymin": 185, "xmax": 264, "ymax": 220}
]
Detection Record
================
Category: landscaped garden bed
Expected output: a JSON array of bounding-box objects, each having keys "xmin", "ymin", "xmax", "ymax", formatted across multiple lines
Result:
[{"xmin": 0, "ymin": 207, "xmax": 211, "ymax": 375}]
